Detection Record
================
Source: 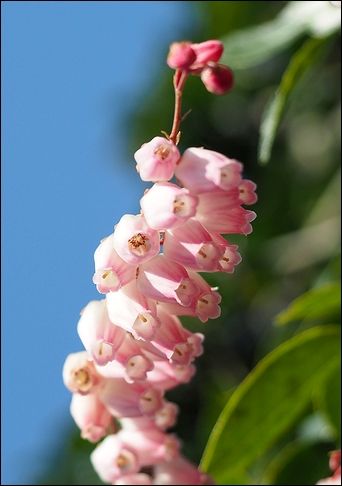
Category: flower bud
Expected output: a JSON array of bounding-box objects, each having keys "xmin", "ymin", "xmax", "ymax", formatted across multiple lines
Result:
[
  {"xmin": 191, "ymin": 40, "xmax": 224, "ymax": 66},
  {"xmin": 167, "ymin": 42, "xmax": 196, "ymax": 70},
  {"xmin": 201, "ymin": 65, "xmax": 234, "ymax": 95}
]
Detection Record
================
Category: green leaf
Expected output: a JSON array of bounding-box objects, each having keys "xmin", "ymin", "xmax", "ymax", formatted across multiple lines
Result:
[
  {"xmin": 258, "ymin": 36, "xmax": 328, "ymax": 164},
  {"xmin": 221, "ymin": 1, "xmax": 340, "ymax": 70},
  {"xmin": 263, "ymin": 441, "xmax": 333, "ymax": 485},
  {"xmin": 315, "ymin": 362, "xmax": 341, "ymax": 440},
  {"xmin": 200, "ymin": 326, "xmax": 340, "ymax": 483},
  {"xmin": 221, "ymin": 18, "xmax": 304, "ymax": 70},
  {"xmin": 275, "ymin": 282, "xmax": 341, "ymax": 326}
]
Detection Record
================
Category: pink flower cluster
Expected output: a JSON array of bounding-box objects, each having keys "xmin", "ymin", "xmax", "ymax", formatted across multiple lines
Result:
[
  {"xmin": 317, "ymin": 450, "xmax": 341, "ymax": 485},
  {"xmin": 63, "ymin": 39, "xmax": 256, "ymax": 485}
]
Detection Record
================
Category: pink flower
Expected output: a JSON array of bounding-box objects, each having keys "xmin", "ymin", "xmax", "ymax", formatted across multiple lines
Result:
[
  {"xmin": 63, "ymin": 351, "xmax": 101, "ymax": 395},
  {"xmin": 154, "ymin": 456, "xmax": 212, "ymax": 485},
  {"xmin": 210, "ymin": 233, "xmax": 242, "ymax": 273},
  {"xmin": 134, "ymin": 137, "xmax": 180, "ymax": 182},
  {"xmin": 191, "ymin": 40, "xmax": 224, "ymax": 67},
  {"xmin": 113, "ymin": 214, "xmax": 160, "ymax": 265},
  {"xmin": 91, "ymin": 434, "xmax": 139, "ymax": 483},
  {"xmin": 91, "ymin": 424, "xmax": 180, "ymax": 483},
  {"xmin": 152, "ymin": 307, "xmax": 204, "ymax": 365},
  {"xmin": 77, "ymin": 300, "xmax": 125, "ymax": 366},
  {"xmin": 163, "ymin": 219, "xmax": 224, "ymax": 272},
  {"xmin": 196, "ymin": 191, "xmax": 256, "ymax": 234},
  {"xmin": 70, "ymin": 392, "xmax": 113, "ymax": 443},
  {"xmin": 99, "ymin": 378, "xmax": 163, "ymax": 417},
  {"xmin": 238, "ymin": 179, "xmax": 258, "ymax": 205},
  {"xmin": 106, "ymin": 282, "xmax": 160, "ymax": 340},
  {"xmin": 115, "ymin": 473, "xmax": 152, "ymax": 485},
  {"xmin": 145, "ymin": 360, "xmax": 196, "ymax": 391},
  {"xmin": 119, "ymin": 418, "xmax": 180, "ymax": 463},
  {"xmin": 137, "ymin": 255, "xmax": 199, "ymax": 307},
  {"xmin": 201, "ymin": 64, "xmax": 234, "ymax": 95},
  {"xmin": 92, "ymin": 234, "xmax": 136, "ymax": 293},
  {"xmin": 140, "ymin": 182, "xmax": 198, "ymax": 230},
  {"xmin": 175, "ymin": 147, "xmax": 242, "ymax": 194},
  {"xmin": 167, "ymin": 42, "xmax": 196, "ymax": 70},
  {"xmin": 155, "ymin": 401, "xmax": 179, "ymax": 430}
]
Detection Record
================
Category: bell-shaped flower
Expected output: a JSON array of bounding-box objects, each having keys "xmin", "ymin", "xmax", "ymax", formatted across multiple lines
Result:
[
  {"xmin": 154, "ymin": 456, "xmax": 212, "ymax": 485},
  {"xmin": 70, "ymin": 392, "xmax": 113, "ymax": 443},
  {"xmin": 140, "ymin": 182, "xmax": 198, "ymax": 230},
  {"xmin": 99, "ymin": 378, "xmax": 163, "ymax": 417},
  {"xmin": 137, "ymin": 255, "xmax": 199, "ymax": 307},
  {"xmin": 238, "ymin": 179, "xmax": 258, "ymax": 205},
  {"xmin": 196, "ymin": 191, "xmax": 256, "ymax": 234},
  {"xmin": 163, "ymin": 219, "xmax": 224, "ymax": 272},
  {"xmin": 77, "ymin": 300, "xmax": 126, "ymax": 366},
  {"xmin": 63, "ymin": 351, "xmax": 102, "ymax": 395},
  {"xmin": 151, "ymin": 308, "xmax": 203, "ymax": 365},
  {"xmin": 92, "ymin": 234, "xmax": 136, "ymax": 293},
  {"xmin": 113, "ymin": 214, "xmax": 160, "ymax": 265},
  {"xmin": 106, "ymin": 281, "xmax": 160, "ymax": 340},
  {"xmin": 134, "ymin": 136, "xmax": 180, "ymax": 182},
  {"xmin": 175, "ymin": 147, "xmax": 242, "ymax": 194}
]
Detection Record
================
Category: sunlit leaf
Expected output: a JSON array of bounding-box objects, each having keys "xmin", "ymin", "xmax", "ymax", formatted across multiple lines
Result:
[
  {"xmin": 200, "ymin": 326, "xmax": 340, "ymax": 484},
  {"xmin": 275, "ymin": 282, "xmax": 341, "ymax": 326},
  {"xmin": 258, "ymin": 37, "xmax": 328, "ymax": 164},
  {"xmin": 221, "ymin": 1, "xmax": 340, "ymax": 70}
]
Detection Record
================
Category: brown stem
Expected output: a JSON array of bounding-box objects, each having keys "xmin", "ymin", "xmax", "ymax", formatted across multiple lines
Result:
[{"xmin": 169, "ymin": 69, "xmax": 188, "ymax": 144}]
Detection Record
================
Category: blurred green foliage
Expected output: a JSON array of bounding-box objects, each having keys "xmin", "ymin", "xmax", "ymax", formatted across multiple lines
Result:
[{"xmin": 39, "ymin": 2, "xmax": 340, "ymax": 484}]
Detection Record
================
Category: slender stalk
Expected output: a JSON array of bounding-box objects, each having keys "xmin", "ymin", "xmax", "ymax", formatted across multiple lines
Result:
[{"xmin": 169, "ymin": 69, "xmax": 188, "ymax": 144}]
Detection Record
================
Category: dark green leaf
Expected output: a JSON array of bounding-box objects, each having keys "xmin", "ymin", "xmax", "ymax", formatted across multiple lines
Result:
[{"xmin": 200, "ymin": 326, "xmax": 340, "ymax": 483}]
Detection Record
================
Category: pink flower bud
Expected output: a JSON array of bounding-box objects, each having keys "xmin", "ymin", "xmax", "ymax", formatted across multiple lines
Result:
[
  {"xmin": 134, "ymin": 137, "xmax": 180, "ymax": 182},
  {"xmin": 191, "ymin": 40, "xmax": 224, "ymax": 66},
  {"xmin": 238, "ymin": 179, "xmax": 258, "ymax": 205},
  {"xmin": 137, "ymin": 255, "xmax": 199, "ymax": 307},
  {"xmin": 77, "ymin": 300, "xmax": 126, "ymax": 366},
  {"xmin": 70, "ymin": 393, "xmax": 112, "ymax": 443},
  {"xmin": 196, "ymin": 191, "xmax": 256, "ymax": 234},
  {"xmin": 167, "ymin": 42, "xmax": 196, "ymax": 70},
  {"xmin": 201, "ymin": 64, "xmax": 234, "ymax": 95},
  {"xmin": 92, "ymin": 234, "xmax": 136, "ymax": 293},
  {"xmin": 99, "ymin": 378, "xmax": 163, "ymax": 417},
  {"xmin": 113, "ymin": 214, "xmax": 160, "ymax": 265},
  {"xmin": 63, "ymin": 351, "xmax": 101, "ymax": 394},
  {"xmin": 175, "ymin": 147, "xmax": 242, "ymax": 194},
  {"xmin": 154, "ymin": 456, "xmax": 212, "ymax": 485},
  {"xmin": 163, "ymin": 219, "xmax": 224, "ymax": 272},
  {"xmin": 140, "ymin": 182, "xmax": 198, "ymax": 230}
]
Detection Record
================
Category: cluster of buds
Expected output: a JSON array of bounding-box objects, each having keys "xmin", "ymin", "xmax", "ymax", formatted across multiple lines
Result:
[
  {"xmin": 317, "ymin": 450, "xmax": 341, "ymax": 485},
  {"xmin": 167, "ymin": 39, "xmax": 233, "ymax": 95},
  {"xmin": 63, "ymin": 39, "xmax": 257, "ymax": 485}
]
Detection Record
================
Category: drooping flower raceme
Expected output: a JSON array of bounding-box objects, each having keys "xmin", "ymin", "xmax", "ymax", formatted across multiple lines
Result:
[{"xmin": 63, "ymin": 39, "xmax": 257, "ymax": 485}]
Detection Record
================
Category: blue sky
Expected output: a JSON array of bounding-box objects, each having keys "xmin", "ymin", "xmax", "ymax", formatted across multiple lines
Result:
[{"xmin": 1, "ymin": 2, "xmax": 196, "ymax": 483}]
